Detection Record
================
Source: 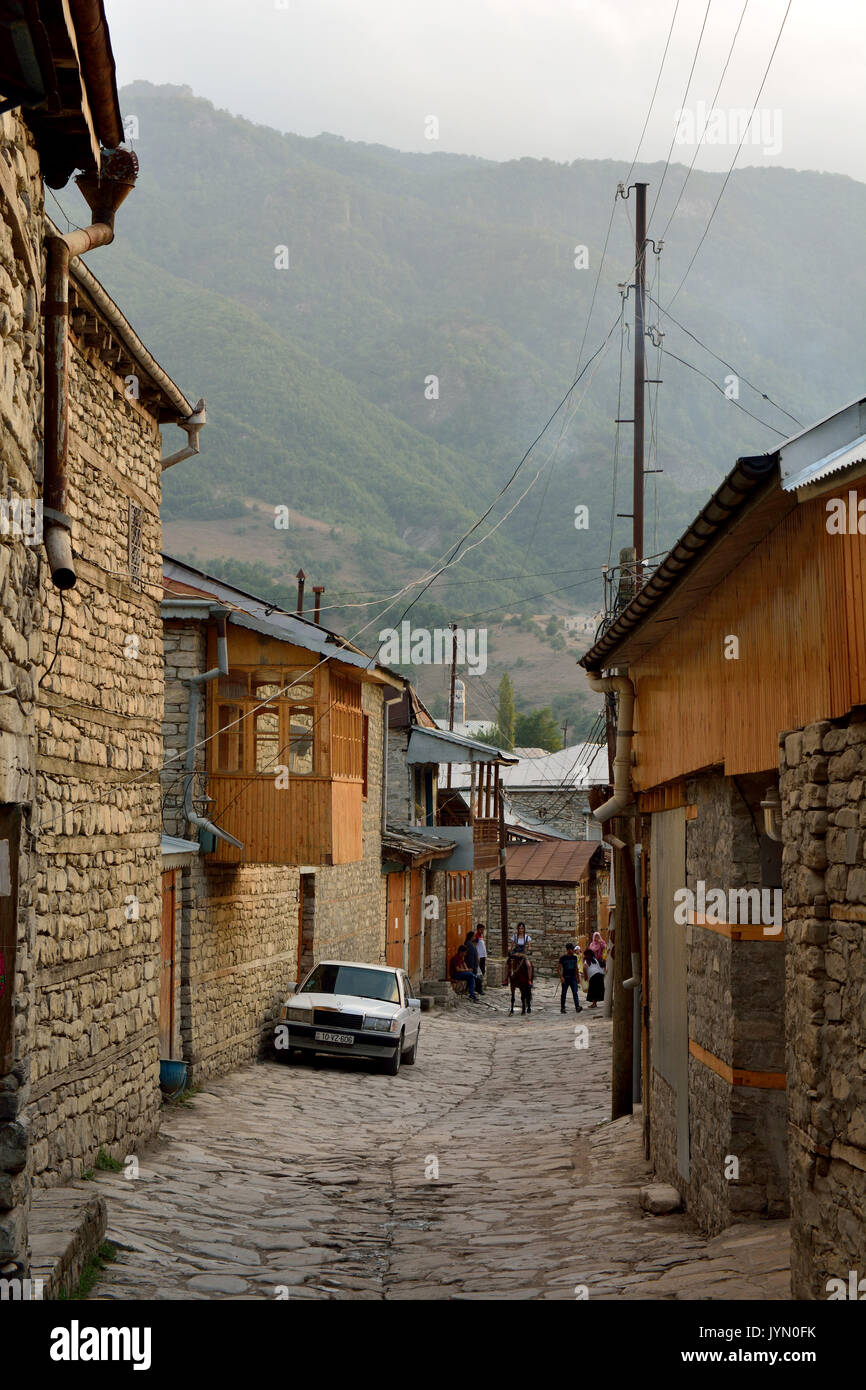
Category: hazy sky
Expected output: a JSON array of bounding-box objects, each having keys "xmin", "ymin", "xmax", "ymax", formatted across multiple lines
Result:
[{"xmin": 106, "ymin": 0, "xmax": 866, "ymax": 181}]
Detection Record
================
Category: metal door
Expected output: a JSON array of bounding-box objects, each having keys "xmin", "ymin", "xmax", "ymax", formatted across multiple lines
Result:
[{"xmin": 650, "ymin": 806, "xmax": 689, "ymax": 1180}]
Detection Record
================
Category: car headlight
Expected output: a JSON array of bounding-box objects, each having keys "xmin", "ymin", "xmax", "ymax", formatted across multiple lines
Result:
[
  {"xmin": 365, "ymin": 1016, "xmax": 394, "ymax": 1032},
  {"xmin": 284, "ymin": 1006, "xmax": 309, "ymax": 1023}
]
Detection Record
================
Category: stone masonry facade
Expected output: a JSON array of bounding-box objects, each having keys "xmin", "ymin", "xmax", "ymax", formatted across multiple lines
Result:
[
  {"xmin": 647, "ymin": 773, "xmax": 788, "ymax": 1237},
  {"xmin": 779, "ymin": 709, "xmax": 866, "ymax": 1300},
  {"xmin": 0, "ymin": 110, "xmax": 44, "ymax": 1273},
  {"xmin": 28, "ymin": 272, "xmax": 166, "ymax": 1191},
  {"xmin": 485, "ymin": 880, "xmax": 581, "ymax": 974}
]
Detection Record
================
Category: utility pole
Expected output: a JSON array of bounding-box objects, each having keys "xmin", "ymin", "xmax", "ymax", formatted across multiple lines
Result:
[
  {"xmin": 610, "ymin": 547, "xmax": 639, "ymax": 1120},
  {"xmin": 632, "ymin": 181, "xmax": 647, "ymax": 572},
  {"xmin": 498, "ymin": 780, "xmax": 509, "ymax": 955},
  {"xmin": 447, "ymin": 623, "xmax": 457, "ymax": 789}
]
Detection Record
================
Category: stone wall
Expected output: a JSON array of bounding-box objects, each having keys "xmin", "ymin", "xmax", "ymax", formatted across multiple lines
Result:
[
  {"xmin": 647, "ymin": 773, "xmax": 788, "ymax": 1236},
  {"xmin": 386, "ymin": 729, "xmax": 412, "ymax": 824},
  {"xmin": 485, "ymin": 880, "xmax": 580, "ymax": 975},
  {"xmin": 780, "ymin": 711, "xmax": 866, "ymax": 1299},
  {"xmin": 0, "ymin": 110, "xmax": 44, "ymax": 1274},
  {"xmin": 27, "ymin": 270, "xmax": 166, "ymax": 1192},
  {"xmin": 506, "ymin": 788, "xmax": 598, "ymax": 840},
  {"xmin": 179, "ymin": 860, "xmax": 300, "ymax": 1085}
]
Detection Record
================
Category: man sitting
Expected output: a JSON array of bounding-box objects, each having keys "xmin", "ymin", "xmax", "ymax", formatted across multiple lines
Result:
[{"xmin": 449, "ymin": 943, "xmax": 479, "ymax": 1001}]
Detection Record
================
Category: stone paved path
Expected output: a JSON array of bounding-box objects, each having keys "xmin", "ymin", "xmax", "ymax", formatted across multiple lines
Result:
[{"xmin": 84, "ymin": 986, "xmax": 790, "ymax": 1300}]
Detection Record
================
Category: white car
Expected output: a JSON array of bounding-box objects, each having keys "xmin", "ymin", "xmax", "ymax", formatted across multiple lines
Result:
[{"xmin": 276, "ymin": 960, "xmax": 422, "ymax": 1075}]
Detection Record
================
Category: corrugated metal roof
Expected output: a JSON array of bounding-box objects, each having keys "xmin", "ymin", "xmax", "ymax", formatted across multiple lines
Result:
[
  {"xmin": 407, "ymin": 725, "xmax": 516, "ymax": 765},
  {"xmin": 490, "ymin": 839, "xmax": 601, "ymax": 884},
  {"xmin": 445, "ymin": 742, "xmax": 606, "ymax": 788},
  {"xmin": 781, "ymin": 431, "xmax": 866, "ymax": 493},
  {"xmin": 382, "ymin": 826, "xmax": 457, "ymax": 861}
]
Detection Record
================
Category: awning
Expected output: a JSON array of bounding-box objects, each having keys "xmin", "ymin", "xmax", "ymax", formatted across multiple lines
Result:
[
  {"xmin": 406, "ymin": 725, "xmax": 516, "ymax": 765},
  {"xmin": 161, "ymin": 834, "xmax": 200, "ymax": 867}
]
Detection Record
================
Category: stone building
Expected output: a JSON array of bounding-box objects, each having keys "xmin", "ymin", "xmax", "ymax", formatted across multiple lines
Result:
[
  {"xmin": 487, "ymin": 839, "xmax": 610, "ymax": 974},
  {"xmin": 160, "ymin": 557, "xmax": 402, "ymax": 1083},
  {"xmin": 449, "ymin": 743, "xmax": 608, "ymax": 842},
  {"xmin": 1, "ymin": 2, "xmax": 205, "ymax": 1279},
  {"xmin": 579, "ymin": 396, "xmax": 866, "ymax": 1298},
  {"xmin": 386, "ymin": 687, "xmax": 515, "ymax": 979}
]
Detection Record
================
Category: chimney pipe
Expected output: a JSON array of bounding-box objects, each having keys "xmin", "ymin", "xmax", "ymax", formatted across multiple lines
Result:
[
  {"xmin": 313, "ymin": 585, "xmax": 324, "ymax": 624},
  {"xmin": 296, "ymin": 569, "xmax": 306, "ymax": 615}
]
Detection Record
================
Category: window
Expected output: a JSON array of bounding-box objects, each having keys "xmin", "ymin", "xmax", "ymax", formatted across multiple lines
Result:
[
  {"xmin": 288, "ymin": 707, "xmax": 314, "ymax": 775},
  {"xmin": 211, "ymin": 666, "xmax": 318, "ymax": 778},
  {"xmin": 128, "ymin": 500, "xmax": 142, "ymax": 590},
  {"xmin": 255, "ymin": 708, "xmax": 280, "ymax": 772},
  {"xmin": 217, "ymin": 704, "xmax": 242, "ymax": 771}
]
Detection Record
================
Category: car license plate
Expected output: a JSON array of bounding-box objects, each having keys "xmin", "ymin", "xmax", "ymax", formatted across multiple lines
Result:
[{"xmin": 314, "ymin": 1030, "xmax": 354, "ymax": 1045}]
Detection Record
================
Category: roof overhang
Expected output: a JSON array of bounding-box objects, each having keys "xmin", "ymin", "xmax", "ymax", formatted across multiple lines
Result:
[
  {"xmin": 406, "ymin": 725, "xmax": 517, "ymax": 765},
  {"xmin": 581, "ymin": 393, "xmax": 866, "ymax": 673},
  {"xmin": 160, "ymin": 834, "xmax": 200, "ymax": 868},
  {"xmin": 2, "ymin": 0, "xmax": 123, "ymax": 186}
]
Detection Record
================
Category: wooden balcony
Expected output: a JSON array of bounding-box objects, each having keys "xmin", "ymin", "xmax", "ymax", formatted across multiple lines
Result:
[
  {"xmin": 205, "ymin": 774, "xmax": 362, "ymax": 865},
  {"xmin": 473, "ymin": 817, "xmax": 500, "ymax": 871}
]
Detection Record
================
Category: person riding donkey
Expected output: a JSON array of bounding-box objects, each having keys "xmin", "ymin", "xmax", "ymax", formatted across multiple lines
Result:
[{"xmin": 506, "ymin": 930, "xmax": 534, "ymax": 1015}]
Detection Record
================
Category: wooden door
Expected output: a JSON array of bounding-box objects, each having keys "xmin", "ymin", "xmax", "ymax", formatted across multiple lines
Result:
[
  {"xmin": 159, "ymin": 871, "xmax": 176, "ymax": 1059},
  {"xmin": 386, "ymin": 872, "xmax": 405, "ymax": 968},
  {"xmin": 408, "ymin": 869, "xmax": 422, "ymax": 977},
  {"xmin": 650, "ymin": 807, "xmax": 689, "ymax": 1179},
  {"xmin": 445, "ymin": 870, "xmax": 473, "ymax": 973}
]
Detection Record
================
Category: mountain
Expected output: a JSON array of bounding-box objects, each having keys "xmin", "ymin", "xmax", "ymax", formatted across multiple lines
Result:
[{"xmin": 64, "ymin": 82, "xmax": 866, "ymax": 723}]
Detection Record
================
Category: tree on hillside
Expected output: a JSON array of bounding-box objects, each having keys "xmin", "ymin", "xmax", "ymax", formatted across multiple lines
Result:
[
  {"xmin": 514, "ymin": 708, "xmax": 562, "ymax": 752},
  {"xmin": 497, "ymin": 672, "xmax": 515, "ymax": 750}
]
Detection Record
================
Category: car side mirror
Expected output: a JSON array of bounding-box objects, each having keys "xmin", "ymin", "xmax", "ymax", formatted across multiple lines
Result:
[{"xmin": 408, "ymin": 997, "xmax": 421, "ymax": 1010}]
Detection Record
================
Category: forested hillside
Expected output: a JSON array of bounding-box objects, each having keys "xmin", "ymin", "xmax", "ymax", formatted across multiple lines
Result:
[{"xmin": 62, "ymin": 82, "xmax": 866, "ymax": 723}]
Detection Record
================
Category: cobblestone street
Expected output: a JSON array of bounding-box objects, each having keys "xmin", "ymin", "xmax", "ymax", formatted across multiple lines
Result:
[{"xmin": 84, "ymin": 988, "xmax": 789, "ymax": 1301}]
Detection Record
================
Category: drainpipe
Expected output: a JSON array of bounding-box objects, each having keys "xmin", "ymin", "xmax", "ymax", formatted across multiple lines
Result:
[
  {"xmin": 585, "ymin": 668, "xmax": 641, "ymax": 991},
  {"xmin": 381, "ymin": 688, "xmax": 405, "ymax": 833},
  {"xmin": 182, "ymin": 609, "xmax": 243, "ymax": 850},
  {"xmin": 296, "ymin": 569, "xmax": 306, "ymax": 615},
  {"xmin": 584, "ymin": 670, "xmax": 635, "ymax": 823},
  {"xmin": 313, "ymin": 586, "xmax": 324, "ymax": 624},
  {"xmin": 42, "ymin": 149, "xmax": 138, "ymax": 589}
]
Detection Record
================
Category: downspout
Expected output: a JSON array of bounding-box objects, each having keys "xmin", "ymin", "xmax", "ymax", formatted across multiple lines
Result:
[
  {"xmin": 381, "ymin": 687, "xmax": 405, "ymax": 833},
  {"xmin": 42, "ymin": 149, "xmax": 138, "ymax": 589},
  {"xmin": 586, "ymin": 669, "xmax": 641, "ymax": 991},
  {"xmin": 182, "ymin": 609, "xmax": 243, "ymax": 850}
]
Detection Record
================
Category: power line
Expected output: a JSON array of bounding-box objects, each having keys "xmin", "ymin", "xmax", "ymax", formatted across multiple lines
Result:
[
  {"xmin": 666, "ymin": 0, "xmax": 794, "ymax": 306},
  {"xmin": 657, "ymin": 343, "xmax": 788, "ymax": 436},
  {"xmin": 647, "ymin": 0, "xmax": 715, "ymax": 228},
  {"xmin": 647, "ymin": 293, "xmax": 803, "ymax": 428},
  {"xmin": 656, "ymin": 0, "xmax": 751, "ymax": 242},
  {"xmin": 625, "ymin": 0, "xmax": 682, "ymax": 184}
]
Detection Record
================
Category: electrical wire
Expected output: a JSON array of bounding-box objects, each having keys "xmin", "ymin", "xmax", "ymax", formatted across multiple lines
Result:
[
  {"xmin": 647, "ymin": 0, "xmax": 715, "ymax": 229},
  {"xmin": 656, "ymin": 343, "xmax": 789, "ymax": 436},
  {"xmin": 665, "ymin": 0, "xmax": 794, "ymax": 306},
  {"xmin": 655, "ymin": 0, "xmax": 751, "ymax": 242},
  {"xmin": 625, "ymin": 0, "xmax": 682, "ymax": 184},
  {"xmin": 647, "ymin": 293, "xmax": 802, "ymax": 428}
]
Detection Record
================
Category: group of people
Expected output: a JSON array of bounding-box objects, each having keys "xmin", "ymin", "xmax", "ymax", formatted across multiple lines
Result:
[
  {"xmin": 448, "ymin": 920, "xmax": 608, "ymax": 1011},
  {"xmin": 448, "ymin": 925, "xmax": 488, "ymax": 1002},
  {"xmin": 557, "ymin": 932, "xmax": 607, "ymax": 1012}
]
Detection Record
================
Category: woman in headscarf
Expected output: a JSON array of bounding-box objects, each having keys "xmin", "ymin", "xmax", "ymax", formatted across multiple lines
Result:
[
  {"xmin": 590, "ymin": 931, "xmax": 606, "ymax": 964},
  {"xmin": 583, "ymin": 946, "xmax": 606, "ymax": 1007}
]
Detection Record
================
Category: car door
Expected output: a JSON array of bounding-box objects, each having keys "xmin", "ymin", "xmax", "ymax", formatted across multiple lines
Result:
[{"xmin": 401, "ymin": 973, "xmax": 420, "ymax": 1039}]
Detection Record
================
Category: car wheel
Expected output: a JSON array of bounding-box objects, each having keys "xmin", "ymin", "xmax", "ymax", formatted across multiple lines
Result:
[
  {"xmin": 403, "ymin": 1027, "xmax": 419, "ymax": 1065},
  {"xmin": 286, "ymin": 1048, "xmax": 302, "ymax": 1064},
  {"xmin": 385, "ymin": 1032, "xmax": 403, "ymax": 1075}
]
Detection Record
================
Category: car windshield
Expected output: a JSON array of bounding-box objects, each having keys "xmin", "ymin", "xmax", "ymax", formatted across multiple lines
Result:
[{"xmin": 300, "ymin": 964, "xmax": 400, "ymax": 1003}]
